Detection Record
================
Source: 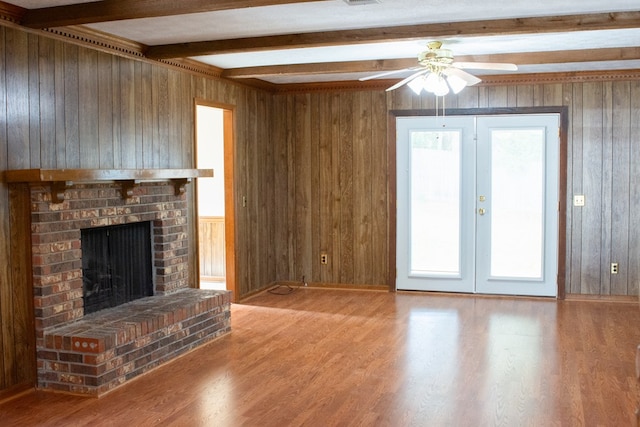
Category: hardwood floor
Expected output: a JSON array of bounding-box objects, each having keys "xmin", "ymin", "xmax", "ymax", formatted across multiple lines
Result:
[{"xmin": 1, "ymin": 288, "xmax": 639, "ymax": 426}]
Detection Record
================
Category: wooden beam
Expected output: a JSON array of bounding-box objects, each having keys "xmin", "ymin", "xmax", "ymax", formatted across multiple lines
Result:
[
  {"xmin": 21, "ymin": 0, "xmax": 329, "ymax": 29},
  {"xmin": 222, "ymin": 47, "xmax": 640, "ymax": 78},
  {"xmin": 222, "ymin": 59, "xmax": 418, "ymax": 78},
  {"xmin": 456, "ymin": 47, "xmax": 640, "ymax": 67},
  {"xmin": 146, "ymin": 11, "xmax": 640, "ymax": 59}
]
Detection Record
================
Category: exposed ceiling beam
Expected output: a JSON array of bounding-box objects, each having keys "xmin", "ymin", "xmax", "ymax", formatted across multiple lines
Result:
[
  {"xmin": 222, "ymin": 59, "xmax": 418, "ymax": 78},
  {"xmin": 21, "ymin": 0, "xmax": 329, "ymax": 29},
  {"xmin": 221, "ymin": 47, "xmax": 640, "ymax": 78},
  {"xmin": 146, "ymin": 11, "xmax": 640, "ymax": 59}
]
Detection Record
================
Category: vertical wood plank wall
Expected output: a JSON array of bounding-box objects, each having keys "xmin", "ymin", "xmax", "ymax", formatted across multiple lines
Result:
[
  {"xmin": 0, "ymin": 26, "xmax": 275, "ymax": 391},
  {"xmin": 198, "ymin": 217, "xmax": 226, "ymax": 280},
  {"xmin": 272, "ymin": 82, "xmax": 640, "ymax": 297}
]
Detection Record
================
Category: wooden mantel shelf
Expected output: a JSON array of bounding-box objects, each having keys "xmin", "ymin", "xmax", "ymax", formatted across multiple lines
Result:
[{"xmin": 4, "ymin": 168, "xmax": 213, "ymax": 203}]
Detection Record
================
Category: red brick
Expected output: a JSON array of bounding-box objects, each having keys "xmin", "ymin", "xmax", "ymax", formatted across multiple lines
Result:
[
  {"xmin": 59, "ymin": 373, "xmax": 84, "ymax": 385},
  {"xmin": 72, "ymin": 337, "xmax": 103, "ymax": 354}
]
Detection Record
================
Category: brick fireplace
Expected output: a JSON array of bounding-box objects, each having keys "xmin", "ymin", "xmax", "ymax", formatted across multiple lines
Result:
[{"xmin": 7, "ymin": 169, "xmax": 230, "ymax": 396}]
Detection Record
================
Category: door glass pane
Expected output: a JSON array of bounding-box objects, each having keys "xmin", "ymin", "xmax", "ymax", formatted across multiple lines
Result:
[
  {"xmin": 490, "ymin": 129, "xmax": 544, "ymax": 278},
  {"xmin": 410, "ymin": 130, "xmax": 461, "ymax": 275}
]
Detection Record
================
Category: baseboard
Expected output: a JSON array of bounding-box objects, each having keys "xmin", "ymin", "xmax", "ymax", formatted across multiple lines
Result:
[
  {"xmin": 300, "ymin": 282, "xmax": 390, "ymax": 291},
  {"xmin": 0, "ymin": 383, "xmax": 34, "ymax": 404},
  {"xmin": 238, "ymin": 281, "xmax": 390, "ymax": 302},
  {"xmin": 237, "ymin": 282, "xmax": 281, "ymax": 302},
  {"xmin": 239, "ymin": 284, "xmax": 638, "ymax": 303},
  {"xmin": 564, "ymin": 293, "xmax": 638, "ymax": 304}
]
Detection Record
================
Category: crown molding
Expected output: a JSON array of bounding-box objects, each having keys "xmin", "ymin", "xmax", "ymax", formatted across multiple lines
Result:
[
  {"xmin": 0, "ymin": 1, "xmax": 24, "ymax": 23},
  {"xmin": 45, "ymin": 25, "xmax": 146, "ymax": 59},
  {"xmin": 480, "ymin": 69, "xmax": 640, "ymax": 86},
  {"xmin": 157, "ymin": 57, "xmax": 223, "ymax": 79},
  {"xmin": 42, "ymin": 25, "xmax": 229, "ymax": 81}
]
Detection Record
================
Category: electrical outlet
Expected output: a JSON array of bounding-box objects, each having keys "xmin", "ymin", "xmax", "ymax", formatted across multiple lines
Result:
[
  {"xmin": 611, "ymin": 263, "xmax": 619, "ymax": 274},
  {"xmin": 320, "ymin": 253, "xmax": 328, "ymax": 265},
  {"xmin": 573, "ymin": 194, "xmax": 585, "ymax": 207}
]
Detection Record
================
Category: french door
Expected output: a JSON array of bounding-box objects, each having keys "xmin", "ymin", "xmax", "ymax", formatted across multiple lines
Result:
[{"xmin": 396, "ymin": 114, "xmax": 559, "ymax": 296}]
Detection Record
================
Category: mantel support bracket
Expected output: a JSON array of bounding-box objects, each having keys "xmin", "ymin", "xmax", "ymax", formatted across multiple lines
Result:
[
  {"xmin": 172, "ymin": 178, "xmax": 191, "ymax": 196},
  {"xmin": 50, "ymin": 181, "xmax": 73, "ymax": 204},
  {"xmin": 121, "ymin": 180, "xmax": 140, "ymax": 199}
]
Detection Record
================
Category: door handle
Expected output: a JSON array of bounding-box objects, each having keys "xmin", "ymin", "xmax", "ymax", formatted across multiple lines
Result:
[{"xmin": 478, "ymin": 208, "xmax": 486, "ymax": 215}]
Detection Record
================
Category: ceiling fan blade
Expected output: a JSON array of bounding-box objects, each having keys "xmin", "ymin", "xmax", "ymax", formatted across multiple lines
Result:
[
  {"xmin": 442, "ymin": 67, "xmax": 482, "ymax": 86},
  {"xmin": 359, "ymin": 66, "xmax": 421, "ymax": 82},
  {"xmin": 453, "ymin": 61, "xmax": 518, "ymax": 71},
  {"xmin": 386, "ymin": 69, "xmax": 429, "ymax": 92}
]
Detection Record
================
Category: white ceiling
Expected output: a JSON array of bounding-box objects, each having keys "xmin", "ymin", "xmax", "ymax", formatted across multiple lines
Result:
[{"xmin": 6, "ymin": 0, "xmax": 640, "ymax": 86}]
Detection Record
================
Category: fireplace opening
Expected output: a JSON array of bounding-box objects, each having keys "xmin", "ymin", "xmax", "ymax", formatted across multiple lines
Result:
[{"xmin": 81, "ymin": 221, "xmax": 154, "ymax": 315}]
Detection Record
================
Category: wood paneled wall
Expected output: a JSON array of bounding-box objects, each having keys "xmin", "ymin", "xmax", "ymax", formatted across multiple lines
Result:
[
  {"xmin": 0, "ymin": 25, "xmax": 276, "ymax": 391},
  {"xmin": 273, "ymin": 81, "xmax": 640, "ymax": 297},
  {"xmin": 198, "ymin": 216, "xmax": 226, "ymax": 280},
  {"xmin": 272, "ymin": 92, "xmax": 390, "ymax": 286}
]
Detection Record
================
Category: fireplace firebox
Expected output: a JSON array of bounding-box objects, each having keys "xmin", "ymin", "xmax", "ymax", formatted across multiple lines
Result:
[{"xmin": 81, "ymin": 222, "xmax": 154, "ymax": 314}]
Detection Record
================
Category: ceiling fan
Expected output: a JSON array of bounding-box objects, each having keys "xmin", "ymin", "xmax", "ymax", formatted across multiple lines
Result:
[{"xmin": 360, "ymin": 41, "xmax": 518, "ymax": 95}]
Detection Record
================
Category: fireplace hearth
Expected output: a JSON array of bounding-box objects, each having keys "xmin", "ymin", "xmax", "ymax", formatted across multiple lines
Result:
[{"xmin": 6, "ymin": 169, "xmax": 229, "ymax": 396}]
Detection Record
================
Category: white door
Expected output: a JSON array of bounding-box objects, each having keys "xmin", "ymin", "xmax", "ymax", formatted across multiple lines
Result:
[{"xmin": 396, "ymin": 114, "xmax": 559, "ymax": 297}]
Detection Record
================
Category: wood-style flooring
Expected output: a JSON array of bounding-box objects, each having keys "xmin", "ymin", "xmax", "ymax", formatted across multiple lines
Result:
[{"xmin": 1, "ymin": 288, "xmax": 639, "ymax": 426}]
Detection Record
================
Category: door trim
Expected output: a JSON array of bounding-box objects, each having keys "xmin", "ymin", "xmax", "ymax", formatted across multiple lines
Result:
[{"xmin": 388, "ymin": 107, "xmax": 568, "ymax": 298}]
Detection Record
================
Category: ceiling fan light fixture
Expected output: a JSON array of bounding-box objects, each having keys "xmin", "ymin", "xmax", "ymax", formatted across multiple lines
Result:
[
  {"xmin": 446, "ymin": 74, "xmax": 467, "ymax": 94},
  {"xmin": 370, "ymin": 40, "xmax": 513, "ymax": 94},
  {"xmin": 422, "ymin": 72, "xmax": 439, "ymax": 93},
  {"xmin": 433, "ymin": 81, "xmax": 450, "ymax": 97},
  {"xmin": 406, "ymin": 70, "xmax": 468, "ymax": 96},
  {"xmin": 407, "ymin": 75, "xmax": 425, "ymax": 95},
  {"xmin": 423, "ymin": 72, "xmax": 449, "ymax": 96}
]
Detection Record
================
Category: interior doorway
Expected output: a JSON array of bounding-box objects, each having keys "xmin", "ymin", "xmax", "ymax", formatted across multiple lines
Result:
[{"xmin": 195, "ymin": 101, "xmax": 236, "ymax": 300}]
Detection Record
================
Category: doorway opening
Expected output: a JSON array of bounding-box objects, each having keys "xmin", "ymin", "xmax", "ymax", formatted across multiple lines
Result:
[{"xmin": 195, "ymin": 101, "xmax": 236, "ymax": 300}]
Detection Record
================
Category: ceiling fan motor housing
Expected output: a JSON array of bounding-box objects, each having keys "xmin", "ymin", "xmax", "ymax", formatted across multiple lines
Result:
[{"xmin": 418, "ymin": 44, "xmax": 454, "ymax": 69}]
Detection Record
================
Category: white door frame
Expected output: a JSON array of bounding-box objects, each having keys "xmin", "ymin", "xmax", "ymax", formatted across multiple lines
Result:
[{"xmin": 388, "ymin": 108, "xmax": 568, "ymax": 298}]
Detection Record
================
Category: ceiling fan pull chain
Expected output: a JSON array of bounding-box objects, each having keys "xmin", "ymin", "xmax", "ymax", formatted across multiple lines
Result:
[
  {"xmin": 437, "ymin": 95, "xmax": 446, "ymax": 127},
  {"xmin": 443, "ymin": 95, "xmax": 446, "ymax": 121}
]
